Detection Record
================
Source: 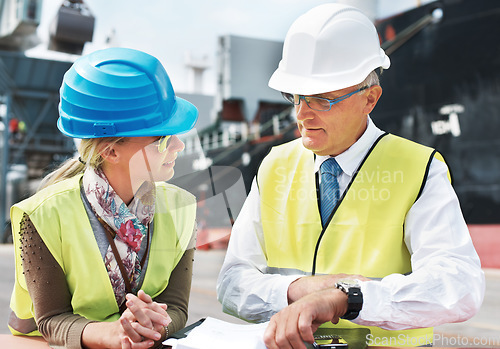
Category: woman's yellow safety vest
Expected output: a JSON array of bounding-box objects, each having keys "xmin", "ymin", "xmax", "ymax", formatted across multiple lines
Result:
[
  {"xmin": 9, "ymin": 174, "xmax": 196, "ymax": 336},
  {"xmin": 257, "ymin": 134, "xmax": 448, "ymax": 347}
]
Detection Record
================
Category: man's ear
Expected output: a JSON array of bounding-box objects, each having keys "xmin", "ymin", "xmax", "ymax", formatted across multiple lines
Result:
[
  {"xmin": 362, "ymin": 85, "xmax": 382, "ymax": 115},
  {"xmin": 99, "ymin": 143, "xmax": 120, "ymax": 164}
]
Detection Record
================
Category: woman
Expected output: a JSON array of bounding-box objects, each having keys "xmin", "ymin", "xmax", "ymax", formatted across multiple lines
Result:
[{"xmin": 8, "ymin": 47, "xmax": 198, "ymax": 348}]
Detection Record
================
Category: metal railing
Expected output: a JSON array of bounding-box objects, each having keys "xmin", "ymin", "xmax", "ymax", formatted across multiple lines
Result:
[{"xmin": 181, "ymin": 106, "xmax": 294, "ymax": 157}]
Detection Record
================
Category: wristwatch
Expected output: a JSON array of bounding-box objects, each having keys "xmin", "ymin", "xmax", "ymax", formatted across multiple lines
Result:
[{"xmin": 335, "ymin": 279, "xmax": 363, "ymax": 320}]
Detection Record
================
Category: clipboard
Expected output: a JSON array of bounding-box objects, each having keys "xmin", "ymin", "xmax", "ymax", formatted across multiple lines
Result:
[{"xmin": 169, "ymin": 318, "xmax": 206, "ymax": 339}]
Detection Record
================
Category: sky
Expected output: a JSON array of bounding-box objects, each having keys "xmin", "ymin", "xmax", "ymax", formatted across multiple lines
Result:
[{"xmin": 27, "ymin": 0, "xmax": 433, "ymax": 95}]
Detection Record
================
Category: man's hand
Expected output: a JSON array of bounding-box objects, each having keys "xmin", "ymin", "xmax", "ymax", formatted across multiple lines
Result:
[
  {"xmin": 287, "ymin": 273, "xmax": 369, "ymax": 304},
  {"xmin": 264, "ymin": 288, "xmax": 348, "ymax": 349}
]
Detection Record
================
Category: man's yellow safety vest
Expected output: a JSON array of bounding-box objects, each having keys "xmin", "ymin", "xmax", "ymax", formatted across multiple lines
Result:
[
  {"xmin": 9, "ymin": 174, "xmax": 196, "ymax": 336},
  {"xmin": 257, "ymin": 134, "xmax": 448, "ymax": 346}
]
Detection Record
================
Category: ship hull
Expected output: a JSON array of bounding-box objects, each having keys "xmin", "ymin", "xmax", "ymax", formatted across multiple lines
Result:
[{"xmin": 374, "ymin": 0, "xmax": 500, "ymax": 224}]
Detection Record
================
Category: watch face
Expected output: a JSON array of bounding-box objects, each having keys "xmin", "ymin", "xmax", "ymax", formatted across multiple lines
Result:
[
  {"xmin": 336, "ymin": 279, "xmax": 360, "ymax": 288},
  {"xmin": 336, "ymin": 279, "xmax": 363, "ymax": 320}
]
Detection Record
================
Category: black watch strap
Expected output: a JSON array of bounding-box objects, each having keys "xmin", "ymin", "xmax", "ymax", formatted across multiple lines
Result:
[{"xmin": 335, "ymin": 282, "xmax": 363, "ymax": 320}]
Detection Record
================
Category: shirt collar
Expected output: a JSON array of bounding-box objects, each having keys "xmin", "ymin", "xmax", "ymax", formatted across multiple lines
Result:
[{"xmin": 314, "ymin": 116, "xmax": 384, "ymax": 176}]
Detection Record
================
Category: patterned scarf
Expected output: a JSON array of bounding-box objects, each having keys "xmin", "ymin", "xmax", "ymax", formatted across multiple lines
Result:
[{"xmin": 83, "ymin": 167, "xmax": 155, "ymax": 307}]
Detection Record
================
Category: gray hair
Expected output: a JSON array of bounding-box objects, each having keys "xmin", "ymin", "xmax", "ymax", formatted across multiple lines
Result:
[{"xmin": 357, "ymin": 69, "xmax": 382, "ymax": 89}]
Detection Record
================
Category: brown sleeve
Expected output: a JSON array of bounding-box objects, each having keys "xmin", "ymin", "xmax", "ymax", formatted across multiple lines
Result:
[
  {"xmin": 154, "ymin": 248, "xmax": 194, "ymax": 338},
  {"xmin": 19, "ymin": 213, "xmax": 94, "ymax": 349}
]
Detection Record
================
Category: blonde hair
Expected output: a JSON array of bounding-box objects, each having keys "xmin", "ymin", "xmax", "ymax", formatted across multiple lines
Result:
[{"xmin": 38, "ymin": 137, "xmax": 124, "ymax": 191}]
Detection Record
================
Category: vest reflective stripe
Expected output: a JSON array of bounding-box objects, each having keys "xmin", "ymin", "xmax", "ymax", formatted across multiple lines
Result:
[
  {"xmin": 9, "ymin": 174, "xmax": 196, "ymax": 336},
  {"xmin": 266, "ymin": 267, "xmax": 312, "ymax": 276},
  {"xmin": 258, "ymin": 134, "xmax": 445, "ymax": 346},
  {"xmin": 266, "ymin": 266, "xmax": 388, "ymax": 280}
]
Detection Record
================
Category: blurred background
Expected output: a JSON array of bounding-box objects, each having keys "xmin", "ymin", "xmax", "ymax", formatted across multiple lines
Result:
[{"xmin": 0, "ymin": 0, "xmax": 499, "ymax": 346}]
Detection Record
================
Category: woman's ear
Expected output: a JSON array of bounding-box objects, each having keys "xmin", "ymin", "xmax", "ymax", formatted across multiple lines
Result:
[
  {"xmin": 99, "ymin": 142, "xmax": 120, "ymax": 164},
  {"xmin": 362, "ymin": 85, "xmax": 383, "ymax": 115}
]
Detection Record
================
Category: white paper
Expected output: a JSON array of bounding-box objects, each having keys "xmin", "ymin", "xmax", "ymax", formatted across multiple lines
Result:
[
  {"xmin": 163, "ymin": 338, "xmax": 180, "ymax": 348},
  {"xmin": 164, "ymin": 317, "xmax": 268, "ymax": 349}
]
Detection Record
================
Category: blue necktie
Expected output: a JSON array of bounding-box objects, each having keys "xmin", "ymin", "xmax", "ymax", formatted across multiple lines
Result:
[{"xmin": 320, "ymin": 158, "xmax": 342, "ymax": 225}]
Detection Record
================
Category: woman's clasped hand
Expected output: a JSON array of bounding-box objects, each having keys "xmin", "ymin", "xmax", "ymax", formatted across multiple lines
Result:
[{"xmin": 119, "ymin": 290, "xmax": 172, "ymax": 348}]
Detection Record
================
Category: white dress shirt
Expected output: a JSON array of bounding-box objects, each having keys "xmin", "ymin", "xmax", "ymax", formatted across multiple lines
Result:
[{"xmin": 216, "ymin": 117, "xmax": 485, "ymax": 330}]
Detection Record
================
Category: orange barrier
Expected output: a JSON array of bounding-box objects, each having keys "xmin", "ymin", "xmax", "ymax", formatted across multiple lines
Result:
[
  {"xmin": 196, "ymin": 227, "xmax": 231, "ymax": 250},
  {"xmin": 468, "ymin": 224, "xmax": 500, "ymax": 268}
]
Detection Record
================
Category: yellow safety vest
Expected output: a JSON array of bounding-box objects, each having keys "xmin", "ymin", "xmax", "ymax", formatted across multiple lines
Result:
[
  {"xmin": 9, "ymin": 174, "xmax": 196, "ymax": 336},
  {"xmin": 257, "ymin": 134, "xmax": 448, "ymax": 346}
]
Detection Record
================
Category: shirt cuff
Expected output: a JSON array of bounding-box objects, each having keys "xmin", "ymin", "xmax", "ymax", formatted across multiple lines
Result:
[
  {"xmin": 66, "ymin": 318, "xmax": 97, "ymax": 349},
  {"xmin": 351, "ymin": 279, "xmax": 390, "ymax": 326}
]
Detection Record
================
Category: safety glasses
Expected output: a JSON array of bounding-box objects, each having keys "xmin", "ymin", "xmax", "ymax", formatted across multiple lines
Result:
[
  {"xmin": 154, "ymin": 135, "xmax": 172, "ymax": 153},
  {"xmin": 127, "ymin": 136, "xmax": 172, "ymax": 152},
  {"xmin": 281, "ymin": 86, "xmax": 368, "ymax": 111}
]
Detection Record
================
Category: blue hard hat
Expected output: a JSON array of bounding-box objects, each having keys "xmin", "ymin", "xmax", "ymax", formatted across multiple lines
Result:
[{"xmin": 57, "ymin": 47, "xmax": 198, "ymax": 138}]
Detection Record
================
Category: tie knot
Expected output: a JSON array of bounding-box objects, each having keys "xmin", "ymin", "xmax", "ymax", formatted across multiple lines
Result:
[{"xmin": 320, "ymin": 158, "xmax": 342, "ymax": 176}]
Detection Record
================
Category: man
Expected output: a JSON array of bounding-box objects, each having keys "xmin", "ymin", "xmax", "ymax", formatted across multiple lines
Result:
[{"xmin": 216, "ymin": 4, "xmax": 484, "ymax": 349}]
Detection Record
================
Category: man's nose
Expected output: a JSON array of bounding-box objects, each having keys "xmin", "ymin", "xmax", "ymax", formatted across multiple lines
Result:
[{"xmin": 295, "ymin": 102, "xmax": 315, "ymax": 121}]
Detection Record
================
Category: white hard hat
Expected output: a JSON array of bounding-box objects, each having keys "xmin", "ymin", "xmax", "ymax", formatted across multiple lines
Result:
[{"xmin": 268, "ymin": 3, "xmax": 390, "ymax": 95}]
